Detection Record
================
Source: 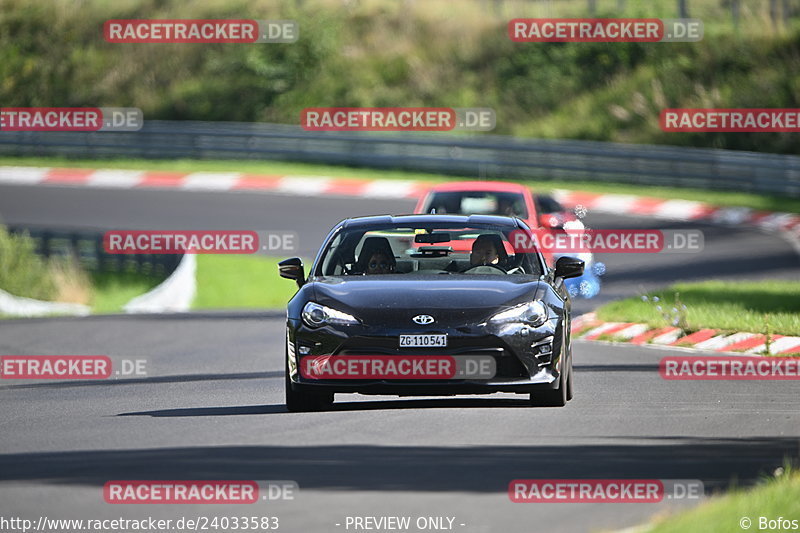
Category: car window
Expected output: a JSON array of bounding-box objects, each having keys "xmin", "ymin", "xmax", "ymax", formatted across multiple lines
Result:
[
  {"xmin": 316, "ymin": 225, "xmax": 542, "ymax": 277},
  {"xmin": 423, "ymin": 191, "xmax": 528, "ymax": 218},
  {"xmin": 534, "ymin": 194, "xmax": 564, "ymax": 214}
]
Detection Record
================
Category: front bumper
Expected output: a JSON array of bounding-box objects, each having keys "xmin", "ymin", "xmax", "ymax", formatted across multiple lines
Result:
[
  {"xmin": 286, "ymin": 318, "xmax": 564, "ymax": 396},
  {"xmin": 290, "ymin": 371, "xmax": 560, "ymax": 395}
]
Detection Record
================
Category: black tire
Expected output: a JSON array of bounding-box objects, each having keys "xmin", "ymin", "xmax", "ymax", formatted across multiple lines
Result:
[
  {"xmin": 529, "ymin": 364, "xmax": 568, "ymax": 408},
  {"xmin": 566, "ymin": 353, "xmax": 574, "ymax": 401},
  {"xmin": 285, "ymin": 364, "xmax": 334, "ymax": 412}
]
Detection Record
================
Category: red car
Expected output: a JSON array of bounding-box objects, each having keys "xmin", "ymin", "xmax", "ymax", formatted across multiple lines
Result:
[
  {"xmin": 415, "ymin": 181, "xmax": 539, "ymax": 226},
  {"xmin": 415, "ymin": 181, "xmax": 578, "ymax": 228},
  {"xmin": 416, "ymin": 181, "xmax": 580, "ymax": 250},
  {"xmin": 533, "ymin": 192, "xmax": 580, "ymax": 229},
  {"xmin": 415, "ymin": 181, "xmax": 602, "ymax": 299},
  {"xmin": 413, "ymin": 181, "xmax": 546, "ymax": 259}
]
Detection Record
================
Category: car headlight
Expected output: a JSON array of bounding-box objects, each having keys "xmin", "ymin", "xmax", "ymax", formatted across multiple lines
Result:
[
  {"xmin": 302, "ymin": 302, "xmax": 359, "ymax": 328},
  {"xmin": 489, "ymin": 301, "xmax": 548, "ymax": 327}
]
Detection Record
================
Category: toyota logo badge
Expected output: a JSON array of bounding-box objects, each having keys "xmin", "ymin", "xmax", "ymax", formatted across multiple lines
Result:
[{"xmin": 412, "ymin": 314, "xmax": 435, "ymax": 325}]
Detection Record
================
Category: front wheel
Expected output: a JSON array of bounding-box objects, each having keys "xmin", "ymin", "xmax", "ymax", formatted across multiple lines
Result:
[
  {"xmin": 529, "ymin": 362, "xmax": 568, "ymax": 408},
  {"xmin": 285, "ymin": 365, "xmax": 334, "ymax": 412},
  {"xmin": 566, "ymin": 354, "xmax": 574, "ymax": 401}
]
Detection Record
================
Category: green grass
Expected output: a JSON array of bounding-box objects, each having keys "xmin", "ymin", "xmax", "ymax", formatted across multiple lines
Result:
[
  {"xmin": 596, "ymin": 280, "xmax": 800, "ymax": 336},
  {"xmin": 0, "ymin": 225, "xmax": 164, "ymax": 315},
  {"xmin": 193, "ymin": 254, "xmax": 304, "ymax": 310},
  {"xmin": 0, "ymin": 269, "xmax": 166, "ymax": 318},
  {"xmin": 3, "ymin": 156, "xmax": 799, "ymax": 214},
  {"xmin": 89, "ymin": 271, "xmax": 166, "ymax": 314},
  {"xmin": 0, "ymin": 226, "xmax": 57, "ymax": 300},
  {"xmin": 1, "ymin": 254, "xmax": 296, "ymax": 317},
  {"xmin": 644, "ymin": 467, "xmax": 800, "ymax": 533}
]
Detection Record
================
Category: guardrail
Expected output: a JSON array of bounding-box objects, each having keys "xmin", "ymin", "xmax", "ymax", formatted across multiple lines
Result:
[
  {"xmin": 1, "ymin": 121, "xmax": 799, "ymax": 197},
  {"xmin": 6, "ymin": 226, "xmax": 182, "ymax": 276}
]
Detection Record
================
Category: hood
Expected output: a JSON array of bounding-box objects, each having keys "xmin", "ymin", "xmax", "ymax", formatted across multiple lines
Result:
[{"xmin": 311, "ymin": 276, "xmax": 543, "ymax": 327}]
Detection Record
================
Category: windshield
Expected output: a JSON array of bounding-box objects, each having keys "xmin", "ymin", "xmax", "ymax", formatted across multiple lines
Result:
[
  {"xmin": 534, "ymin": 194, "xmax": 564, "ymax": 215},
  {"xmin": 316, "ymin": 223, "xmax": 543, "ymax": 277},
  {"xmin": 421, "ymin": 191, "xmax": 528, "ymax": 218}
]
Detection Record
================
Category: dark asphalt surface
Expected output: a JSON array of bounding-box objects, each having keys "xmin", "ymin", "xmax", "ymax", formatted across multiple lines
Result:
[{"xmin": 0, "ymin": 183, "xmax": 798, "ymax": 532}]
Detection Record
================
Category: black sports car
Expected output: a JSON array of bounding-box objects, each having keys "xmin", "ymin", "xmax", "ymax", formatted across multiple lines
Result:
[{"xmin": 278, "ymin": 214, "xmax": 584, "ymax": 411}]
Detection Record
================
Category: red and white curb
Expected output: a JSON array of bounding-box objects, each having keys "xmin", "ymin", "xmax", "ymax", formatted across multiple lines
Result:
[
  {"xmin": 0, "ymin": 166, "xmax": 429, "ymax": 200},
  {"xmin": 1, "ymin": 166, "xmax": 798, "ymax": 238},
  {"xmin": 553, "ymin": 190, "xmax": 800, "ymax": 239},
  {"xmin": 572, "ymin": 312, "xmax": 800, "ymax": 356}
]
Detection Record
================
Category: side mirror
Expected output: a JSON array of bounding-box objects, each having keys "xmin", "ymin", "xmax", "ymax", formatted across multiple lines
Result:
[
  {"xmin": 279, "ymin": 257, "xmax": 305, "ymax": 287},
  {"xmin": 554, "ymin": 256, "xmax": 584, "ymax": 279}
]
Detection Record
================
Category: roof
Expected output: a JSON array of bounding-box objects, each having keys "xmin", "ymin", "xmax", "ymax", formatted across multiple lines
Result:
[
  {"xmin": 422, "ymin": 181, "xmax": 530, "ymax": 194},
  {"xmin": 340, "ymin": 213, "xmax": 523, "ymax": 229}
]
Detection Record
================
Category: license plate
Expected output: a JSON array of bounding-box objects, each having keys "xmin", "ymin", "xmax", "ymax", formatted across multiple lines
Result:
[{"xmin": 399, "ymin": 334, "xmax": 447, "ymax": 348}]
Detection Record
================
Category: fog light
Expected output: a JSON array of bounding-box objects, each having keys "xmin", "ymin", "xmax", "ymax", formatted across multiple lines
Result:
[
  {"xmin": 298, "ymin": 346, "xmax": 312, "ymax": 355},
  {"xmin": 538, "ymin": 344, "xmax": 552, "ymax": 355},
  {"xmin": 532, "ymin": 336, "xmax": 554, "ymax": 367},
  {"xmin": 531, "ymin": 336, "xmax": 554, "ymax": 352}
]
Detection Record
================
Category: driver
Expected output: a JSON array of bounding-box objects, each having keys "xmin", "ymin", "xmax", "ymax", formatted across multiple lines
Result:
[
  {"xmin": 469, "ymin": 234, "xmax": 508, "ymax": 268},
  {"xmin": 496, "ymin": 198, "xmax": 516, "ymax": 217},
  {"xmin": 354, "ymin": 237, "xmax": 397, "ymax": 274},
  {"xmin": 365, "ymin": 251, "xmax": 395, "ymax": 274}
]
